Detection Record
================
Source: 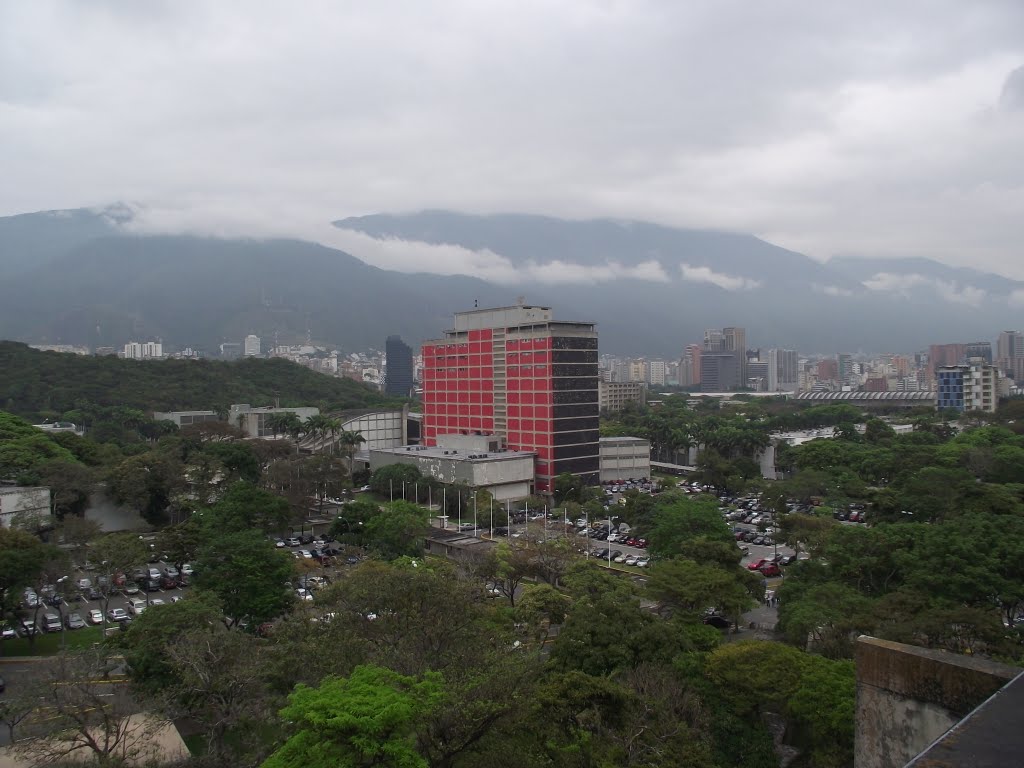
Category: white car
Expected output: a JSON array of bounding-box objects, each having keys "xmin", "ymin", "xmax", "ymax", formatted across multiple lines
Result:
[
  {"xmin": 614, "ymin": 553, "xmax": 628, "ymax": 563},
  {"xmin": 636, "ymin": 557, "xmax": 650, "ymax": 568},
  {"xmin": 107, "ymin": 608, "xmax": 129, "ymax": 623},
  {"xmin": 274, "ymin": 540, "xmax": 286, "ymax": 548},
  {"xmin": 624, "ymin": 555, "xmax": 639, "ymax": 566},
  {"xmin": 295, "ymin": 588, "xmax": 314, "ymax": 602},
  {"xmin": 181, "ymin": 563, "xmax": 194, "ymax": 575},
  {"xmin": 299, "ymin": 550, "xmax": 313, "ymax": 559},
  {"xmin": 149, "ymin": 598, "xmax": 166, "ymax": 607},
  {"xmin": 88, "ymin": 609, "xmax": 103, "ymax": 625}
]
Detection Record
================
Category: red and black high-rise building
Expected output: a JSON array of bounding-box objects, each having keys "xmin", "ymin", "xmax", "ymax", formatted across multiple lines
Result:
[{"xmin": 421, "ymin": 305, "xmax": 599, "ymax": 494}]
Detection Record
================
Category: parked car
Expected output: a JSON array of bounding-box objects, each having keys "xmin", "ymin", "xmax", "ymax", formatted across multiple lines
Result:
[
  {"xmin": 747, "ymin": 558, "xmax": 770, "ymax": 571},
  {"xmin": 759, "ymin": 563, "xmax": 782, "ymax": 578},
  {"xmin": 43, "ymin": 613, "xmax": 62, "ymax": 633},
  {"xmin": 181, "ymin": 563, "xmax": 194, "ymax": 576},
  {"xmin": 592, "ymin": 549, "xmax": 609, "ymax": 559},
  {"xmin": 89, "ymin": 609, "xmax": 104, "ymax": 625},
  {"xmin": 703, "ymin": 614, "xmax": 731, "ymax": 629},
  {"xmin": 636, "ymin": 557, "xmax": 651, "ymax": 567},
  {"xmin": 780, "ymin": 555, "xmax": 798, "ymax": 566},
  {"xmin": 149, "ymin": 598, "xmax": 166, "ymax": 607},
  {"xmin": 607, "ymin": 550, "xmax": 623, "ymax": 561},
  {"xmin": 65, "ymin": 613, "xmax": 87, "ymax": 630},
  {"xmin": 128, "ymin": 598, "xmax": 147, "ymax": 616},
  {"xmin": 624, "ymin": 555, "xmax": 639, "ymax": 566},
  {"xmin": 124, "ymin": 582, "xmax": 140, "ymax": 595},
  {"xmin": 19, "ymin": 619, "xmax": 38, "ymax": 637},
  {"xmin": 286, "ymin": 538, "xmax": 301, "ymax": 547},
  {"xmin": 107, "ymin": 608, "xmax": 129, "ymax": 623}
]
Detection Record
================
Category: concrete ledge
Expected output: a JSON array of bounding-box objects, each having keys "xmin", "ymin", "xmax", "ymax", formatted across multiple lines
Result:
[{"xmin": 854, "ymin": 636, "xmax": 1020, "ymax": 768}]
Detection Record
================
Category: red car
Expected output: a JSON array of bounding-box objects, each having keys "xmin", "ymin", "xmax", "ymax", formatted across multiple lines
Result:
[
  {"xmin": 759, "ymin": 563, "xmax": 782, "ymax": 578},
  {"xmin": 626, "ymin": 538, "xmax": 638, "ymax": 547},
  {"xmin": 635, "ymin": 538, "xmax": 648, "ymax": 549},
  {"xmin": 747, "ymin": 558, "xmax": 770, "ymax": 571}
]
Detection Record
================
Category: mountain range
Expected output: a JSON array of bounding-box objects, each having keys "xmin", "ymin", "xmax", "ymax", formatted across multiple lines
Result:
[{"xmin": 0, "ymin": 206, "xmax": 1020, "ymax": 357}]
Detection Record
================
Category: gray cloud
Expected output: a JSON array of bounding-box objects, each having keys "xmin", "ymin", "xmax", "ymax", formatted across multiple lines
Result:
[{"xmin": 1, "ymin": 1, "xmax": 1023, "ymax": 276}]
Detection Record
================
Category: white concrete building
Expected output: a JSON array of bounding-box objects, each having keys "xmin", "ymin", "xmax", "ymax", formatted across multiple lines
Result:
[
  {"xmin": 244, "ymin": 335, "xmax": 261, "ymax": 357},
  {"xmin": 0, "ymin": 486, "xmax": 51, "ymax": 528},
  {"xmin": 123, "ymin": 341, "xmax": 163, "ymax": 360},
  {"xmin": 369, "ymin": 437, "xmax": 535, "ymax": 501},
  {"xmin": 598, "ymin": 380, "xmax": 647, "ymax": 413},
  {"xmin": 599, "ymin": 437, "xmax": 651, "ymax": 482}
]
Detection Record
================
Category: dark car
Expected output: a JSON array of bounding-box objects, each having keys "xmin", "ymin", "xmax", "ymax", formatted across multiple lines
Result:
[
  {"xmin": 607, "ymin": 550, "xmax": 623, "ymax": 561},
  {"xmin": 742, "ymin": 532, "xmax": 758, "ymax": 542},
  {"xmin": 780, "ymin": 555, "xmax": 798, "ymax": 566},
  {"xmin": 145, "ymin": 579, "xmax": 162, "ymax": 593},
  {"xmin": 703, "ymin": 615, "xmax": 731, "ymax": 630},
  {"xmin": 65, "ymin": 613, "xmax": 87, "ymax": 630},
  {"xmin": 160, "ymin": 575, "xmax": 178, "ymax": 590},
  {"xmin": 592, "ymin": 548, "xmax": 609, "ymax": 559}
]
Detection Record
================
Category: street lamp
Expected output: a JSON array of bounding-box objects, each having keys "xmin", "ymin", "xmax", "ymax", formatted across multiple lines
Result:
[{"xmin": 56, "ymin": 576, "xmax": 69, "ymax": 650}]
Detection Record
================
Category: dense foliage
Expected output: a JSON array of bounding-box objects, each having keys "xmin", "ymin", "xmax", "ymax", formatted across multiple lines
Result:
[{"xmin": 0, "ymin": 341, "xmax": 391, "ymax": 422}]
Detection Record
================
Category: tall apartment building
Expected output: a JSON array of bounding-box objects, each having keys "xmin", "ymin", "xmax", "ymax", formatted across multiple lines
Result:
[
  {"xmin": 647, "ymin": 359, "xmax": 666, "ymax": 386},
  {"xmin": 817, "ymin": 358, "xmax": 839, "ymax": 382},
  {"xmin": 244, "ymin": 334, "xmax": 262, "ymax": 357},
  {"xmin": 996, "ymin": 331, "xmax": 1024, "ymax": 380},
  {"xmin": 384, "ymin": 335, "xmax": 414, "ymax": 397},
  {"xmin": 702, "ymin": 327, "xmax": 745, "ymax": 391},
  {"xmin": 598, "ymin": 380, "xmax": 647, "ymax": 413},
  {"xmin": 838, "ymin": 354, "xmax": 854, "ymax": 385},
  {"xmin": 678, "ymin": 344, "xmax": 702, "ymax": 387},
  {"xmin": 421, "ymin": 305, "xmax": 599, "ymax": 494},
  {"xmin": 928, "ymin": 343, "xmax": 967, "ymax": 379},
  {"xmin": 123, "ymin": 341, "xmax": 163, "ymax": 360},
  {"xmin": 965, "ymin": 341, "xmax": 993, "ymax": 364},
  {"xmin": 768, "ymin": 348, "xmax": 799, "ymax": 391},
  {"xmin": 936, "ymin": 362, "xmax": 999, "ymax": 413}
]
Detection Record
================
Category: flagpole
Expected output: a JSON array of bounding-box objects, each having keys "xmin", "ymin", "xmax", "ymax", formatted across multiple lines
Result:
[
  {"xmin": 389, "ymin": 479, "xmax": 393, "ymax": 503},
  {"xmin": 489, "ymin": 496, "xmax": 493, "ymax": 538},
  {"xmin": 458, "ymin": 491, "xmax": 462, "ymax": 531},
  {"xmin": 473, "ymin": 492, "xmax": 478, "ymax": 537},
  {"xmin": 442, "ymin": 487, "xmax": 447, "ymax": 529}
]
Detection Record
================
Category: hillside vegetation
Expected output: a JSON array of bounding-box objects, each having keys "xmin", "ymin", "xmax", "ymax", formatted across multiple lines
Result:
[{"xmin": 0, "ymin": 341, "xmax": 390, "ymax": 421}]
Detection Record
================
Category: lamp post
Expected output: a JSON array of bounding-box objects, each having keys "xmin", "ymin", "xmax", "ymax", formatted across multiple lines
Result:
[{"xmin": 56, "ymin": 576, "xmax": 68, "ymax": 651}]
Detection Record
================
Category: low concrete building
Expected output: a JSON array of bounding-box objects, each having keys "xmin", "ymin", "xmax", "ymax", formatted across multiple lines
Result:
[
  {"xmin": 424, "ymin": 530, "xmax": 497, "ymax": 563},
  {"xmin": 370, "ymin": 436, "xmax": 535, "ymax": 501},
  {"xmin": 0, "ymin": 486, "xmax": 51, "ymax": 528},
  {"xmin": 599, "ymin": 436, "xmax": 651, "ymax": 482},
  {"xmin": 152, "ymin": 410, "xmax": 221, "ymax": 428},
  {"xmin": 228, "ymin": 404, "xmax": 319, "ymax": 438},
  {"xmin": 599, "ymin": 380, "xmax": 647, "ymax": 413}
]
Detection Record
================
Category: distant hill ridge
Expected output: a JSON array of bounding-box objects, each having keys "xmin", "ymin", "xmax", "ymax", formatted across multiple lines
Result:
[{"xmin": 0, "ymin": 206, "xmax": 1020, "ymax": 355}]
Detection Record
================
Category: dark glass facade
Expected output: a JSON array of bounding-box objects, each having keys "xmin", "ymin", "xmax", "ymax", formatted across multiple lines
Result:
[{"xmin": 384, "ymin": 335, "xmax": 414, "ymax": 398}]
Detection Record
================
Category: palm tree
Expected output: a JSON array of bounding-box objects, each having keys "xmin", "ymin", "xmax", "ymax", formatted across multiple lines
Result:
[
  {"xmin": 305, "ymin": 415, "xmax": 332, "ymax": 453},
  {"xmin": 323, "ymin": 417, "xmax": 342, "ymax": 454},
  {"xmin": 338, "ymin": 430, "xmax": 365, "ymax": 478}
]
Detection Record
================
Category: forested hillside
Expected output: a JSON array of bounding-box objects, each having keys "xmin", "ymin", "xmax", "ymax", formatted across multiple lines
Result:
[{"xmin": 0, "ymin": 342, "xmax": 391, "ymax": 421}]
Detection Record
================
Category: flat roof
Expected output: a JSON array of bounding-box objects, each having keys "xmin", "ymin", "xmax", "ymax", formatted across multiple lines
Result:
[
  {"xmin": 371, "ymin": 445, "xmax": 535, "ymax": 461},
  {"xmin": 600, "ymin": 436, "xmax": 650, "ymax": 444}
]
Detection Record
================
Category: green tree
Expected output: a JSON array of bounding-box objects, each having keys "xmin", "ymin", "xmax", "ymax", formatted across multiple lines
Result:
[
  {"xmin": 553, "ymin": 472, "xmax": 583, "ymax": 505},
  {"xmin": 195, "ymin": 530, "xmax": 295, "ymax": 626},
  {"xmin": 646, "ymin": 495, "xmax": 732, "ymax": 559},
  {"xmin": 203, "ymin": 481, "xmax": 291, "ymax": 535},
  {"xmin": 361, "ymin": 500, "xmax": 429, "ymax": 560},
  {"xmin": 262, "ymin": 665, "xmax": 443, "ymax": 768}
]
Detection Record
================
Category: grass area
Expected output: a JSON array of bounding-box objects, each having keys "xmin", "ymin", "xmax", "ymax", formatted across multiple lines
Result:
[{"xmin": 0, "ymin": 625, "xmax": 106, "ymax": 656}]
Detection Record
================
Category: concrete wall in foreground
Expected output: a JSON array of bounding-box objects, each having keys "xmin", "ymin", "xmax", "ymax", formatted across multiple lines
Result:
[{"xmin": 854, "ymin": 636, "xmax": 1020, "ymax": 768}]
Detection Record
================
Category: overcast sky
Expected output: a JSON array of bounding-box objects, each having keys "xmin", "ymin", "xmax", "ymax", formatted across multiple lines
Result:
[{"xmin": 2, "ymin": 1, "xmax": 1023, "ymax": 276}]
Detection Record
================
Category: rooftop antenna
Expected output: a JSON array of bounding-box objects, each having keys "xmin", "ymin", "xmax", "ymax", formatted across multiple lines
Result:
[
  {"xmin": 474, "ymin": 299, "xmax": 478, "ymax": 308},
  {"xmin": 516, "ymin": 295, "xmax": 525, "ymax": 306}
]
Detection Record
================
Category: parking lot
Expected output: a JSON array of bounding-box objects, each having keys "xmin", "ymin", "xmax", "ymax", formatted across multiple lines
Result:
[{"xmin": 15, "ymin": 559, "xmax": 190, "ymax": 636}]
